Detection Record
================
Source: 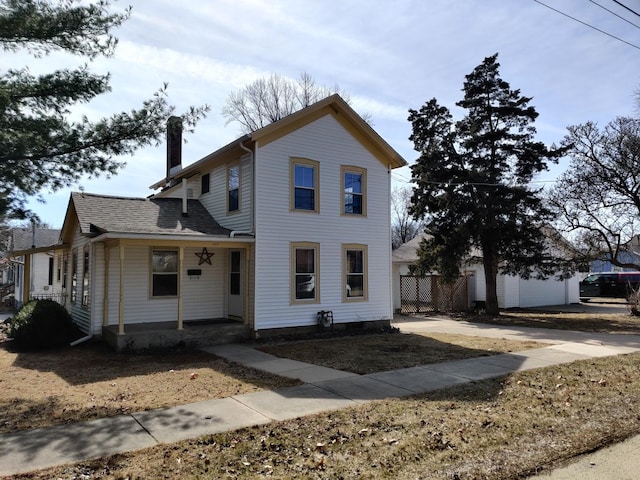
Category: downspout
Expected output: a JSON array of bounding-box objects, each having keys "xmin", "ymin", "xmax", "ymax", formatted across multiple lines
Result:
[
  {"xmin": 230, "ymin": 140, "xmax": 255, "ymax": 237},
  {"xmin": 70, "ymin": 334, "xmax": 92, "ymax": 347},
  {"xmin": 387, "ymin": 164, "xmax": 394, "ymax": 319}
]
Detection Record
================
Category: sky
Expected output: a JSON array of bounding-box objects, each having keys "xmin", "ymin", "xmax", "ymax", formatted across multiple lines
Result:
[{"xmin": 13, "ymin": 0, "xmax": 640, "ymax": 228}]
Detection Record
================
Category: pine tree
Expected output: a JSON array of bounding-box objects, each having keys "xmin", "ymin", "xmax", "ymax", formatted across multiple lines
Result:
[
  {"xmin": 408, "ymin": 54, "xmax": 566, "ymax": 315},
  {"xmin": 0, "ymin": 0, "xmax": 208, "ymax": 219}
]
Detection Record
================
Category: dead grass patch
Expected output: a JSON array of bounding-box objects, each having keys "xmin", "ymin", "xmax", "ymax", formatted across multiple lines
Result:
[
  {"xmin": 15, "ymin": 352, "xmax": 640, "ymax": 480},
  {"xmin": 0, "ymin": 341, "xmax": 299, "ymax": 434},
  {"xmin": 257, "ymin": 332, "xmax": 547, "ymax": 374},
  {"xmin": 468, "ymin": 310, "xmax": 640, "ymax": 334}
]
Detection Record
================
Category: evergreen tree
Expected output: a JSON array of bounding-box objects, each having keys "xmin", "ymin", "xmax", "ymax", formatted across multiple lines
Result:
[
  {"xmin": 0, "ymin": 0, "xmax": 208, "ymax": 219},
  {"xmin": 408, "ymin": 54, "xmax": 566, "ymax": 315}
]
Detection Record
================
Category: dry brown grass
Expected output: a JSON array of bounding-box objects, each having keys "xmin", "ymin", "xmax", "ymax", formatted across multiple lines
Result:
[
  {"xmin": 13, "ymin": 352, "xmax": 640, "ymax": 480},
  {"xmin": 465, "ymin": 309, "xmax": 640, "ymax": 334},
  {"xmin": 258, "ymin": 332, "xmax": 547, "ymax": 374},
  {"xmin": 0, "ymin": 341, "xmax": 299, "ymax": 434}
]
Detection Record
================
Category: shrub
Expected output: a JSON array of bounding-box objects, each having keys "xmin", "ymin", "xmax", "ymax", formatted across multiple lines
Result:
[
  {"xmin": 8, "ymin": 299, "xmax": 77, "ymax": 350},
  {"xmin": 628, "ymin": 287, "xmax": 640, "ymax": 316}
]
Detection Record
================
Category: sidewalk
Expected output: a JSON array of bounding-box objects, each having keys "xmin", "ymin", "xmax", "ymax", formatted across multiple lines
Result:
[{"xmin": 2, "ymin": 317, "xmax": 640, "ymax": 477}]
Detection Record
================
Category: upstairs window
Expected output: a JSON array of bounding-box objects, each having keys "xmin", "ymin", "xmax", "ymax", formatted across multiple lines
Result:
[
  {"xmin": 151, "ymin": 249, "xmax": 178, "ymax": 297},
  {"xmin": 341, "ymin": 166, "xmax": 366, "ymax": 216},
  {"xmin": 201, "ymin": 173, "xmax": 210, "ymax": 194},
  {"xmin": 227, "ymin": 165, "xmax": 239, "ymax": 212},
  {"xmin": 291, "ymin": 242, "xmax": 319, "ymax": 303},
  {"xmin": 291, "ymin": 158, "xmax": 319, "ymax": 212}
]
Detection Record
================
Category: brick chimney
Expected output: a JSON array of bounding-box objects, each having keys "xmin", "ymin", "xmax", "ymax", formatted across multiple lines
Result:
[{"xmin": 166, "ymin": 116, "xmax": 182, "ymax": 178}]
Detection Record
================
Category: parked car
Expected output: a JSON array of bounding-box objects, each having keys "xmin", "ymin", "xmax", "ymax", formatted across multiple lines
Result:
[{"xmin": 579, "ymin": 272, "xmax": 640, "ymax": 301}]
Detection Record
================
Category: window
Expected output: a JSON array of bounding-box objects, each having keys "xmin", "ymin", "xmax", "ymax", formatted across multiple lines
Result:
[
  {"xmin": 151, "ymin": 249, "xmax": 179, "ymax": 297},
  {"xmin": 201, "ymin": 173, "xmax": 210, "ymax": 194},
  {"xmin": 48, "ymin": 257, "xmax": 54, "ymax": 286},
  {"xmin": 82, "ymin": 248, "xmax": 90, "ymax": 307},
  {"xmin": 291, "ymin": 158, "xmax": 319, "ymax": 212},
  {"xmin": 343, "ymin": 244, "xmax": 368, "ymax": 301},
  {"xmin": 291, "ymin": 242, "xmax": 319, "ymax": 303},
  {"xmin": 341, "ymin": 166, "xmax": 366, "ymax": 216},
  {"xmin": 227, "ymin": 165, "xmax": 239, "ymax": 212},
  {"xmin": 62, "ymin": 254, "xmax": 68, "ymax": 289},
  {"xmin": 71, "ymin": 250, "xmax": 78, "ymax": 303}
]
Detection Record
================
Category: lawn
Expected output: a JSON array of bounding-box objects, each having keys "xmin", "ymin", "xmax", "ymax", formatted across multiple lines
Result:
[
  {"xmin": 257, "ymin": 331, "xmax": 546, "ymax": 374},
  {"xmin": 11, "ymin": 352, "xmax": 640, "ymax": 480},
  {"xmin": 0, "ymin": 341, "xmax": 299, "ymax": 434},
  {"xmin": 3, "ymin": 310, "xmax": 640, "ymax": 479}
]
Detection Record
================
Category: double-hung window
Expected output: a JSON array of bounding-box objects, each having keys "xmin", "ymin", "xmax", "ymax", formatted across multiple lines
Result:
[
  {"xmin": 343, "ymin": 244, "xmax": 368, "ymax": 301},
  {"xmin": 81, "ymin": 248, "xmax": 90, "ymax": 307},
  {"xmin": 151, "ymin": 249, "xmax": 179, "ymax": 297},
  {"xmin": 291, "ymin": 158, "xmax": 319, "ymax": 212},
  {"xmin": 71, "ymin": 249, "xmax": 78, "ymax": 303},
  {"xmin": 341, "ymin": 166, "xmax": 366, "ymax": 216},
  {"xmin": 291, "ymin": 242, "xmax": 319, "ymax": 303},
  {"xmin": 227, "ymin": 165, "xmax": 239, "ymax": 212}
]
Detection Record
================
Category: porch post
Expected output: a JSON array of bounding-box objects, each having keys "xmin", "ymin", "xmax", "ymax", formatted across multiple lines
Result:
[
  {"xmin": 118, "ymin": 244, "xmax": 125, "ymax": 335},
  {"xmin": 103, "ymin": 247, "xmax": 109, "ymax": 327},
  {"xmin": 177, "ymin": 246, "xmax": 184, "ymax": 330},
  {"xmin": 22, "ymin": 254, "xmax": 31, "ymax": 304}
]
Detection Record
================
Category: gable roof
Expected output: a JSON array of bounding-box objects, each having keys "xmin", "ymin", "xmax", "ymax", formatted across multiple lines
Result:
[
  {"xmin": 61, "ymin": 192, "xmax": 231, "ymax": 243},
  {"xmin": 150, "ymin": 94, "xmax": 407, "ymax": 191}
]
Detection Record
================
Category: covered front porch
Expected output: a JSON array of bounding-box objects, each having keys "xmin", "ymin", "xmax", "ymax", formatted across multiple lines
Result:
[
  {"xmin": 102, "ymin": 318, "xmax": 251, "ymax": 352},
  {"xmin": 90, "ymin": 236, "xmax": 255, "ymax": 350}
]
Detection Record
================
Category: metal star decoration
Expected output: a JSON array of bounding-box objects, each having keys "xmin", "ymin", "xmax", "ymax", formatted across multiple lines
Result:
[{"xmin": 195, "ymin": 247, "xmax": 214, "ymax": 265}]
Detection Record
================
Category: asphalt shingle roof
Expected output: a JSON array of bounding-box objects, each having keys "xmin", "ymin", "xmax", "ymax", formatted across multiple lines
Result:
[
  {"xmin": 71, "ymin": 192, "xmax": 231, "ymax": 237},
  {"xmin": 11, "ymin": 228, "xmax": 61, "ymax": 251}
]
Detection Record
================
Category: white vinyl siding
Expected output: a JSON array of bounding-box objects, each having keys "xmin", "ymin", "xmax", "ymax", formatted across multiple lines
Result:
[
  {"xmin": 66, "ymin": 226, "xmax": 91, "ymax": 334},
  {"xmin": 253, "ymin": 114, "xmax": 392, "ymax": 330},
  {"xmin": 199, "ymin": 154, "xmax": 253, "ymax": 231},
  {"xmin": 104, "ymin": 245, "xmax": 226, "ymax": 327}
]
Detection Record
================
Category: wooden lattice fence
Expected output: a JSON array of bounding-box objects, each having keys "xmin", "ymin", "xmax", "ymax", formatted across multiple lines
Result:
[{"xmin": 399, "ymin": 275, "xmax": 469, "ymax": 314}]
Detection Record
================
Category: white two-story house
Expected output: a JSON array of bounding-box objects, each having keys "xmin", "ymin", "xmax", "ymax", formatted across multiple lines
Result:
[{"xmin": 47, "ymin": 95, "xmax": 406, "ymax": 350}]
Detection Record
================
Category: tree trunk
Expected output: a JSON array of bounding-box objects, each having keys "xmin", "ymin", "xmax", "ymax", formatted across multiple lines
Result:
[{"xmin": 482, "ymin": 244, "xmax": 500, "ymax": 315}]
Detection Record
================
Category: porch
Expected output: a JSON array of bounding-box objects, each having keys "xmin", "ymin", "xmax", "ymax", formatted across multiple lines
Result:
[{"xmin": 102, "ymin": 318, "xmax": 251, "ymax": 352}]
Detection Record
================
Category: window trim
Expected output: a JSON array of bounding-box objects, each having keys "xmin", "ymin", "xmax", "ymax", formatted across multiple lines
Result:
[
  {"xmin": 150, "ymin": 248, "xmax": 180, "ymax": 298},
  {"xmin": 342, "ymin": 243, "xmax": 368, "ymax": 302},
  {"xmin": 226, "ymin": 163, "xmax": 240, "ymax": 214},
  {"xmin": 290, "ymin": 157, "xmax": 320, "ymax": 213},
  {"xmin": 290, "ymin": 242, "xmax": 320, "ymax": 304},
  {"xmin": 341, "ymin": 165, "xmax": 367, "ymax": 216}
]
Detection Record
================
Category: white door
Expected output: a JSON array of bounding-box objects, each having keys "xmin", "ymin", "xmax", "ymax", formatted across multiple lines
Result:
[{"xmin": 228, "ymin": 250, "xmax": 244, "ymax": 318}]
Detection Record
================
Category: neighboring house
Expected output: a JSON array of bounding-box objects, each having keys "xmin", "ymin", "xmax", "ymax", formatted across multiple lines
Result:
[
  {"xmin": 392, "ymin": 233, "xmax": 580, "ymax": 312},
  {"xmin": 590, "ymin": 250, "xmax": 640, "ymax": 273},
  {"xmin": 20, "ymin": 95, "xmax": 407, "ymax": 349},
  {"xmin": 7, "ymin": 227, "xmax": 63, "ymax": 309}
]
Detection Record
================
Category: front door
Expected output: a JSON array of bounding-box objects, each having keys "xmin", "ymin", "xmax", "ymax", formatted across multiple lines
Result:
[{"xmin": 228, "ymin": 250, "xmax": 244, "ymax": 319}]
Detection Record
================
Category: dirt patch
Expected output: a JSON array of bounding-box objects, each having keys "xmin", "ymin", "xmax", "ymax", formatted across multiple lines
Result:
[{"xmin": 0, "ymin": 340, "xmax": 299, "ymax": 434}]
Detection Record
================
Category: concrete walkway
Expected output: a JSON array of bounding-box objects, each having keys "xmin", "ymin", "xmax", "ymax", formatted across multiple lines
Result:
[{"xmin": 2, "ymin": 317, "xmax": 640, "ymax": 477}]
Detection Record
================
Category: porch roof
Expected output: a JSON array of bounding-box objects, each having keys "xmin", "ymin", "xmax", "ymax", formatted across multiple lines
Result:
[{"xmin": 64, "ymin": 192, "xmax": 233, "ymax": 242}]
